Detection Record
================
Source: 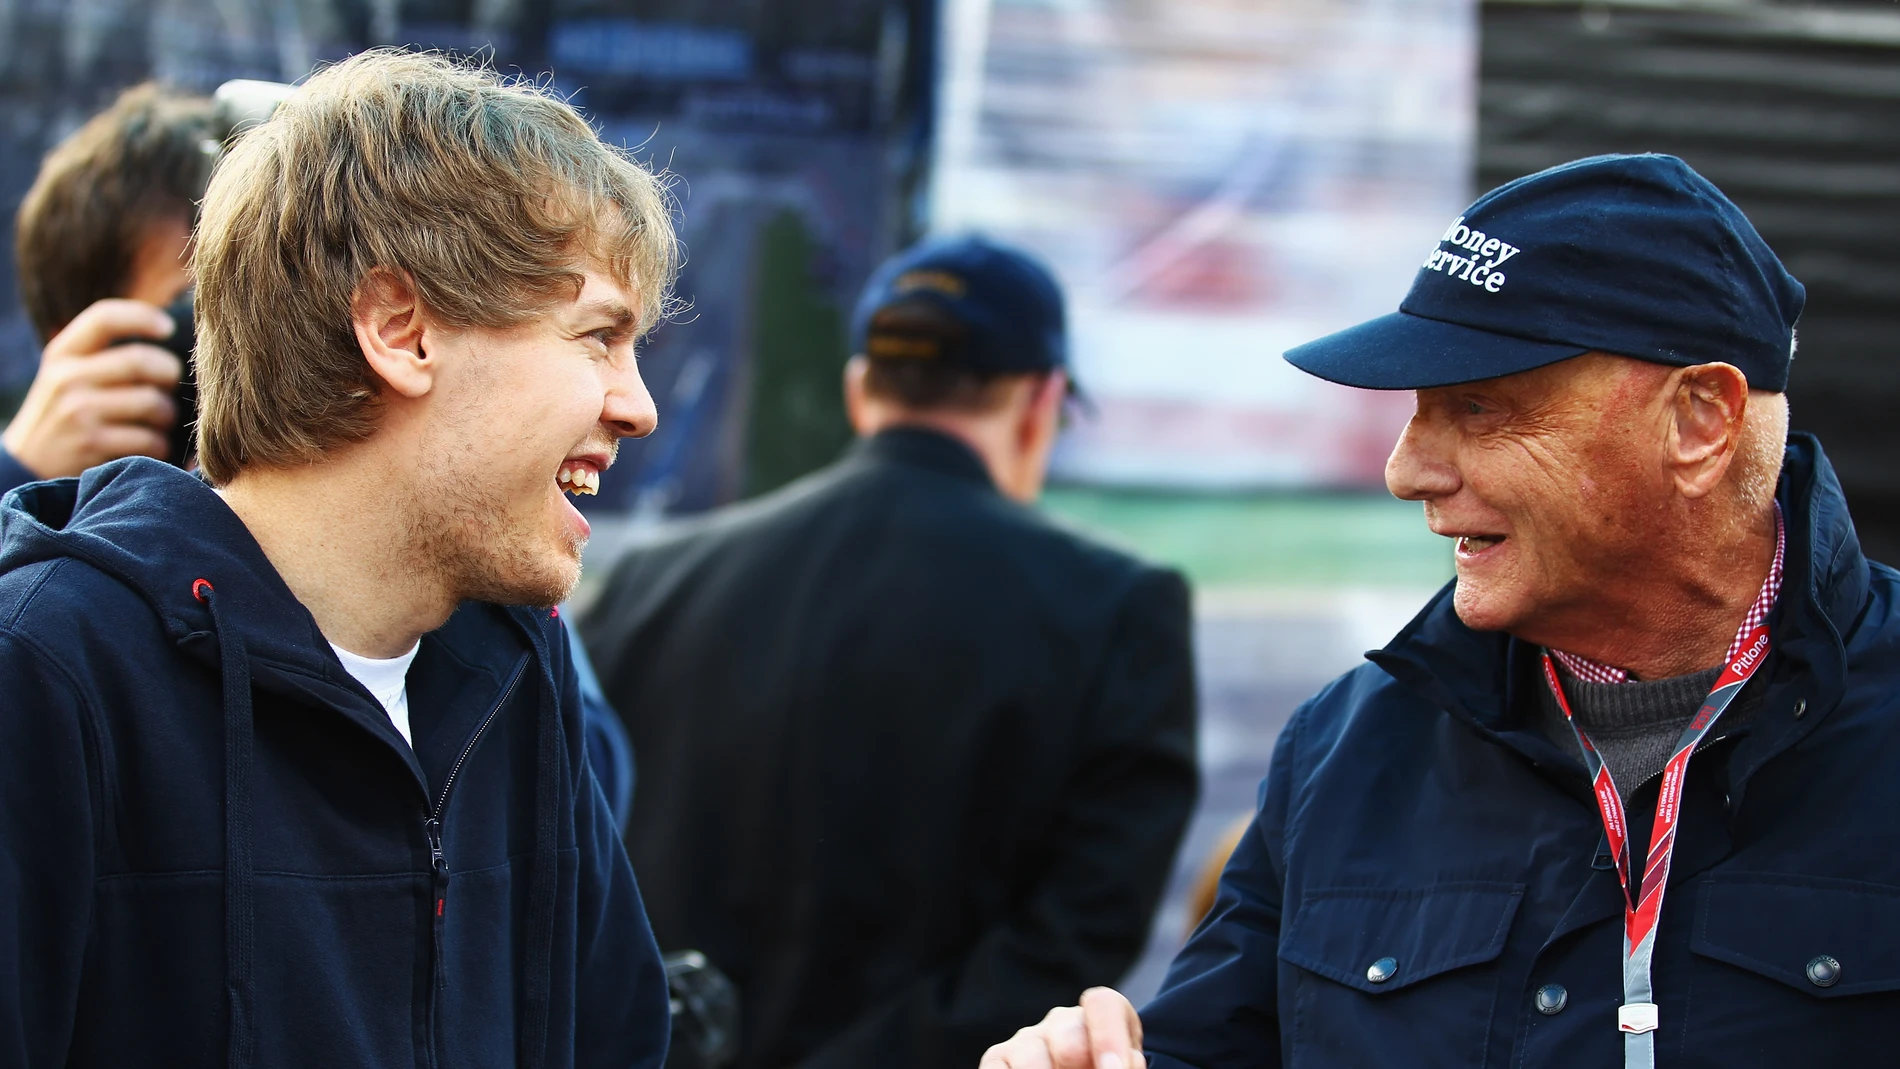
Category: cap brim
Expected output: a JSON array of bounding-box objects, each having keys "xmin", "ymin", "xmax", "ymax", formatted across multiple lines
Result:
[{"xmin": 1284, "ymin": 311, "xmax": 1591, "ymax": 390}]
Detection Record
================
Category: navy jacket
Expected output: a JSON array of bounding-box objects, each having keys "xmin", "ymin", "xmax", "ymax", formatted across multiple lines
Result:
[
  {"xmin": 0, "ymin": 458, "xmax": 669, "ymax": 1067},
  {"xmin": 1142, "ymin": 434, "xmax": 1900, "ymax": 1066}
]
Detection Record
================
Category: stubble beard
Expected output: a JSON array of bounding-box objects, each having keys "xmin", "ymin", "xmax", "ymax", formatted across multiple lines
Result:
[{"xmin": 413, "ymin": 470, "xmax": 586, "ymax": 610}]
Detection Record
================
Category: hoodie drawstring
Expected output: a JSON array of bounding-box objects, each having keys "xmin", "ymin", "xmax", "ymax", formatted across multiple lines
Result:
[
  {"xmin": 519, "ymin": 667, "xmax": 562, "ymax": 1069},
  {"xmin": 197, "ymin": 579, "xmax": 256, "ymax": 1069}
]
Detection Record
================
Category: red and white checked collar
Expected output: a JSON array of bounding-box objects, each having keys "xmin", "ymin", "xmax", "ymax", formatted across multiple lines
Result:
[{"xmin": 1550, "ymin": 503, "xmax": 1786, "ymax": 684}]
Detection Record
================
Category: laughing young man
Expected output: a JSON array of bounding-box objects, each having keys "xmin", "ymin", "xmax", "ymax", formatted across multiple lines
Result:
[{"xmin": 0, "ymin": 52, "xmax": 677, "ymax": 1067}]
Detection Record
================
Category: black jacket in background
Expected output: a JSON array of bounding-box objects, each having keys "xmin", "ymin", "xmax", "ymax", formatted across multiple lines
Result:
[{"xmin": 580, "ymin": 427, "xmax": 1199, "ymax": 1069}]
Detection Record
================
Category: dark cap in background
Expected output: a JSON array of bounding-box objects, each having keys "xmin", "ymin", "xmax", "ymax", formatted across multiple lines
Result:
[
  {"xmin": 850, "ymin": 234, "xmax": 1069, "ymax": 379},
  {"xmin": 1284, "ymin": 153, "xmax": 1805, "ymax": 392}
]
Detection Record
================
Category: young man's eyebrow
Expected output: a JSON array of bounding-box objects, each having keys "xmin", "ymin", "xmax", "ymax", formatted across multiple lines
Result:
[{"xmin": 575, "ymin": 299, "xmax": 636, "ymax": 327}]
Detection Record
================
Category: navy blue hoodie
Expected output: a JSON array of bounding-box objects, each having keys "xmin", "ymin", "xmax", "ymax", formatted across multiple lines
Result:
[{"xmin": 0, "ymin": 457, "xmax": 669, "ymax": 1067}]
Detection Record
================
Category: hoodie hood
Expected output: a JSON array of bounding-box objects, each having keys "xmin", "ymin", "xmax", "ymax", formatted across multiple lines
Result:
[
  {"xmin": 3, "ymin": 457, "xmax": 435, "ymax": 746},
  {"xmin": 1, "ymin": 458, "xmax": 383, "ymax": 1066},
  {"xmin": 0, "ymin": 456, "xmax": 592, "ymax": 1069}
]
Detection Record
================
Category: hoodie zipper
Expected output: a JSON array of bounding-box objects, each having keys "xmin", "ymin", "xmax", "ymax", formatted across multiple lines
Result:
[{"xmin": 424, "ymin": 655, "xmax": 528, "ymax": 1062}]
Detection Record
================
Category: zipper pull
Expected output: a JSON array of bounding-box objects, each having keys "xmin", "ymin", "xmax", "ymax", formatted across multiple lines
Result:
[{"xmin": 425, "ymin": 817, "xmax": 448, "ymax": 876}]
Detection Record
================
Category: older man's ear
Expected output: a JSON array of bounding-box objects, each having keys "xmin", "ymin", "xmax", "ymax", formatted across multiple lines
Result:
[{"xmin": 1667, "ymin": 362, "xmax": 1752, "ymax": 500}]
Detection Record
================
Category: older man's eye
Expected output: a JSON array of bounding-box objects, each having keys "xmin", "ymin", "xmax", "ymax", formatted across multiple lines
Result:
[{"xmin": 1465, "ymin": 399, "xmax": 1487, "ymax": 415}]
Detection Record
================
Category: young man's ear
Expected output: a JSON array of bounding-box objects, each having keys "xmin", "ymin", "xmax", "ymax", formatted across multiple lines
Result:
[
  {"xmin": 352, "ymin": 268, "xmax": 434, "ymax": 399},
  {"xmin": 1668, "ymin": 362, "xmax": 1750, "ymax": 500}
]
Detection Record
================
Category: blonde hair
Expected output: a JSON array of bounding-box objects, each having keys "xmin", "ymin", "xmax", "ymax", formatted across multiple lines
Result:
[{"xmin": 192, "ymin": 49, "xmax": 678, "ymax": 484}]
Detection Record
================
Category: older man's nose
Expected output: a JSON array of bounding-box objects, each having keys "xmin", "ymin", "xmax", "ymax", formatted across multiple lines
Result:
[
  {"xmin": 1385, "ymin": 417, "xmax": 1460, "ymax": 501},
  {"xmin": 603, "ymin": 364, "xmax": 659, "ymax": 440}
]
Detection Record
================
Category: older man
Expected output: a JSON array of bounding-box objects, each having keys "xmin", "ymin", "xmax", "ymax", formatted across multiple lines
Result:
[{"xmin": 982, "ymin": 153, "xmax": 1900, "ymax": 1068}]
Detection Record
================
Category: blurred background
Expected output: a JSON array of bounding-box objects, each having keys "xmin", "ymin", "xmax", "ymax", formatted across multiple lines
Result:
[{"xmin": 2, "ymin": 0, "xmax": 1895, "ymax": 1000}]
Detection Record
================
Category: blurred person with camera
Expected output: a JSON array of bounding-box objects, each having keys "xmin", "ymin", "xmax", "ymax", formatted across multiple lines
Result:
[
  {"xmin": 580, "ymin": 235, "xmax": 1200, "ymax": 1069},
  {"xmin": 983, "ymin": 155, "xmax": 1900, "ymax": 1069},
  {"xmin": 1, "ymin": 83, "xmax": 216, "ymax": 488},
  {"xmin": 0, "ymin": 51, "xmax": 679, "ymax": 1067}
]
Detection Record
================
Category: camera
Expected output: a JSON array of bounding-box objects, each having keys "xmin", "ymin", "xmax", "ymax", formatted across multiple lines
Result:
[
  {"xmin": 157, "ymin": 293, "xmax": 197, "ymax": 468},
  {"xmin": 664, "ymin": 950, "xmax": 739, "ymax": 1069}
]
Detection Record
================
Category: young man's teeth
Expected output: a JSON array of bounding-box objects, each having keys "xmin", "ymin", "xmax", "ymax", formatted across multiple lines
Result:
[{"xmin": 558, "ymin": 467, "xmax": 598, "ymax": 495}]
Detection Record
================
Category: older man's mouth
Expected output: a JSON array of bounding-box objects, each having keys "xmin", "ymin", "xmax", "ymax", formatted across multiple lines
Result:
[{"xmin": 1456, "ymin": 535, "xmax": 1506, "ymax": 557}]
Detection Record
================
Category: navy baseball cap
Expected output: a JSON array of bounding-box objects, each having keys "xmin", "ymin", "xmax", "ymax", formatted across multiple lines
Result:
[
  {"xmin": 850, "ymin": 234, "xmax": 1069, "ymax": 378},
  {"xmin": 1285, "ymin": 154, "xmax": 1805, "ymax": 392}
]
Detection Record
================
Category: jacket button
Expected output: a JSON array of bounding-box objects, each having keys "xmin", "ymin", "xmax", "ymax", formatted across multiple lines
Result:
[
  {"xmin": 1793, "ymin": 698, "xmax": 1808, "ymax": 719},
  {"xmin": 1366, "ymin": 957, "xmax": 1399, "ymax": 984},
  {"xmin": 1534, "ymin": 984, "xmax": 1569, "ymax": 1015},
  {"xmin": 1807, "ymin": 955, "xmax": 1841, "ymax": 987}
]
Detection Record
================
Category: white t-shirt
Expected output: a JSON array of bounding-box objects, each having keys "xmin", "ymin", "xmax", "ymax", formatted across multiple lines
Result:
[{"xmin": 331, "ymin": 641, "xmax": 422, "ymax": 748}]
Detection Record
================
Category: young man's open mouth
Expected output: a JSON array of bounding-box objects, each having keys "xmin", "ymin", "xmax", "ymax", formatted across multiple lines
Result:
[{"xmin": 557, "ymin": 455, "xmax": 605, "ymax": 496}]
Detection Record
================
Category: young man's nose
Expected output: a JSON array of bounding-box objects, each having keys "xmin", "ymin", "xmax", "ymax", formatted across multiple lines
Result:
[
  {"xmin": 1385, "ymin": 409, "xmax": 1461, "ymax": 502},
  {"xmin": 603, "ymin": 365, "xmax": 658, "ymax": 440}
]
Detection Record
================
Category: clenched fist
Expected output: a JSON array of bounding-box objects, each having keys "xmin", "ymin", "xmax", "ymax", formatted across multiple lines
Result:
[{"xmin": 980, "ymin": 988, "xmax": 1144, "ymax": 1069}]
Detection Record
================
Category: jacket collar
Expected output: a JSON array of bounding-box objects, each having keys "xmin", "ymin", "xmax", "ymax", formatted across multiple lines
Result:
[
  {"xmin": 1367, "ymin": 433, "xmax": 1864, "ymax": 744},
  {"xmin": 846, "ymin": 426, "xmax": 996, "ymax": 489}
]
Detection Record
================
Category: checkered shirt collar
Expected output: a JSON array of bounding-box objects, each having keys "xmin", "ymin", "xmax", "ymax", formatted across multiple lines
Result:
[{"xmin": 1549, "ymin": 502, "xmax": 1786, "ymax": 685}]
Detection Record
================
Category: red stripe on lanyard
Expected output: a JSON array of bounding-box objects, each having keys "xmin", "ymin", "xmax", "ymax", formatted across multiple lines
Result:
[{"xmin": 1541, "ymin": 620, "xmax": 1769, "ymax": 1061}]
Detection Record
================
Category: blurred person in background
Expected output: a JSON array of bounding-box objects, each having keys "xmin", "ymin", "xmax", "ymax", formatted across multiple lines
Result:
[
  {"xmin": 1, "ymin": 83, "xmax": 214, "ymax": 488},
  {"xmin": 0, "ymin": 51, "xmax": 677, "ymax": 1066},
  {"xmin": 580, "ymin": 235, "xmax": 1199, "ymax": 1069},
  {"xmin": 984, "ymin": 154, "xmax": 1900, "ymax": 1068}
]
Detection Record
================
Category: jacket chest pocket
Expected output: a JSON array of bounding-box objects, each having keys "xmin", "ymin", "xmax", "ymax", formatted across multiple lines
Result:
[
  {"xmin": 1280, "ymin": 882, "xmax": 1523, "ymax": 1068},
  {"xmin": 1684, "ymin": 873, "xmax": 1900, "ymax": 1057}
]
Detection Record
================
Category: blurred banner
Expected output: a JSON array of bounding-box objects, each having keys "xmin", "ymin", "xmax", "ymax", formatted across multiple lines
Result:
[{"xmin": 930, "ymin": 0, "xmax": 1476, "ymax": 489}]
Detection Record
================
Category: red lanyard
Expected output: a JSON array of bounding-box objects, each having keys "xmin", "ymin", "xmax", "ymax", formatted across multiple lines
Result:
[{"xmin": 1540, "ymin": 621, "xmax": 1770, "ymax": 1069}]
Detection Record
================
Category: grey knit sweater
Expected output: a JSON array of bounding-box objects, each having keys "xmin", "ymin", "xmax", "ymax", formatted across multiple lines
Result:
[{"xmin": 1534, "ymin": 660, "xmax": 1764, "ymax": 810}]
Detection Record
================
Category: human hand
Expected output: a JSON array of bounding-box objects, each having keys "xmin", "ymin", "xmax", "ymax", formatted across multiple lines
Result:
[
  {"xmin": 2, "ymin": 299, "xmax": 182, "ymax": 478},
  {"xmin": 980, "ymin": 988, "xmax": 1144, "ymax": 1069}
]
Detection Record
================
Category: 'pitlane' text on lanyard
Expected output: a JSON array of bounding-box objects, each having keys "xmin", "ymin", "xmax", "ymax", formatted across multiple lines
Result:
[{"xmin": 1540, "ymin": 621, "xmax": 1770, "ymax": 1069}]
